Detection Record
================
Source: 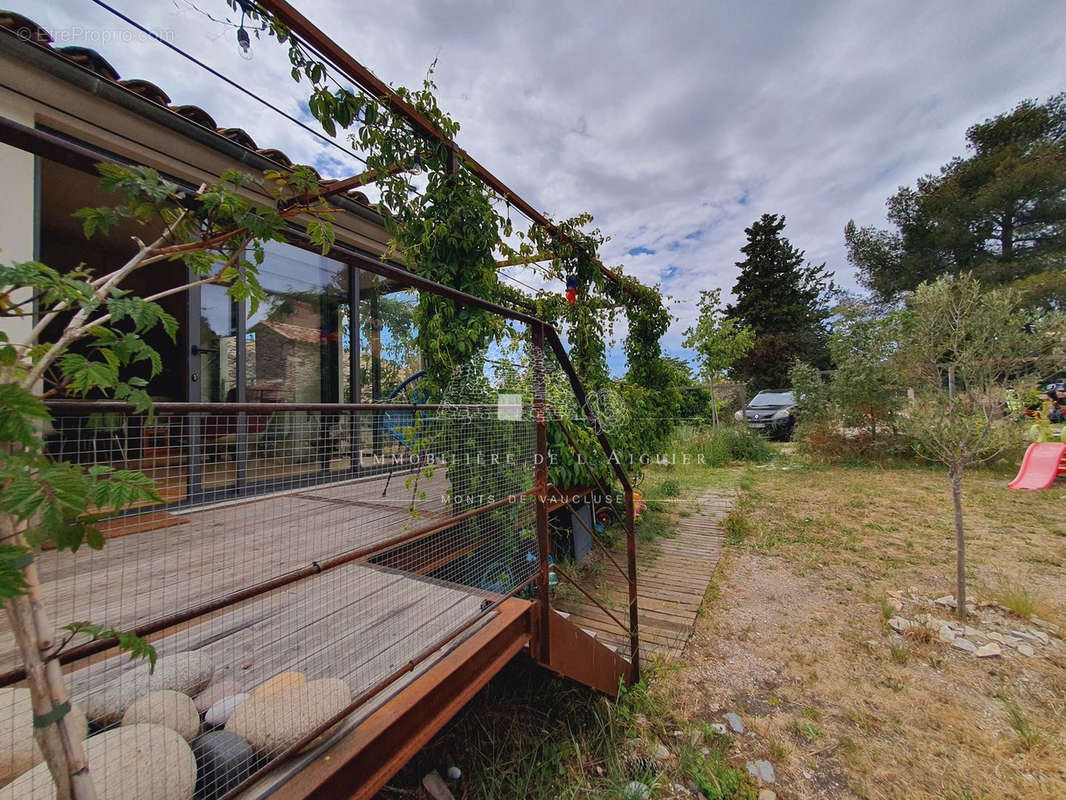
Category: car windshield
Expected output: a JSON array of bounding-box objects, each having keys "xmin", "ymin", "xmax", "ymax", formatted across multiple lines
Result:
[{"xmin": 749, "ymin": 391, "xmax": 794, "ymax": 406}]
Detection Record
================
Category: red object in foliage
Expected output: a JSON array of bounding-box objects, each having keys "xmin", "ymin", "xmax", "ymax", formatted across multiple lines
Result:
[{"xmin": 565, "ymin": 287, "xmax": 577, "ymax": 305}]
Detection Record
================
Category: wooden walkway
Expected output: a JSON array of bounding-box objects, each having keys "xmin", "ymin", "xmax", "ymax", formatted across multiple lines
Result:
[{"xmin": 555, "ymin": 488, "xmax": 734, "ymax": 662}]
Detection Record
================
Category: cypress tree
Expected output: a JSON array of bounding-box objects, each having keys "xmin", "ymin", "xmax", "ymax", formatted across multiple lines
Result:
[{"xmin": 725, "ymin": 213, "xmax": 834, "ymax": 388}]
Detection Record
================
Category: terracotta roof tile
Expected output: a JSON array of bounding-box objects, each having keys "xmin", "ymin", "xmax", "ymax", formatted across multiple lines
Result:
[
  {"xmin": 0, "ymin": 10, "xmax": 50, "ymax": 46},
  {"xmin": 119, "ymin": 78, "xmax": 171, "ymax": 106},
  {"xmin": 217, "ymin": 127, "xmax": 257, "ymax": 150},
  {"xmin": 257, "ymin": 148, "xmax": 293, "ymax": 168},
  {"xmin": 56, "ymin": 46, "xmax": 120, "ymax": 81},
  {"xmin": 169, "ymin": 104, "xmax": 218, "ymax": 130}
]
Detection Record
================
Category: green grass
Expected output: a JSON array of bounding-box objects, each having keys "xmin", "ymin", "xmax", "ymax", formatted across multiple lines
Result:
[
  {"xmin": 879, "ymin": 599, "xmax": 896, "ymax": 621},
  {"xmin": 1003, "ymin": 699, "xmax": 1046, "ymax": 752},
  {"xmin": 787, "ymin": 718, "xmax": 825, "ymax": 742},
  {"xmin": 995, "ymin": 584, "xmax": 1039, "ymax": 620},
  {"xmin": 639, "ymin": 425, "xmax": 772, "ymax": 500},
  {"xmin": 723, "ymin": 514, "xmax": 750, "ymax": 545},
  {"xmin": 381, "ymin": 660, "xmax": 757, "ymax": 799},
  {"xmin": 658, "ymin": 478, "xmax": 682, "ymax": 497}
]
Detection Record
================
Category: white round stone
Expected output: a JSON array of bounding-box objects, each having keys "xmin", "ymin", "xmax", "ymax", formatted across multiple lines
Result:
[
  {"xmin": 0, "ymin": 689, "xmax": 88, "ymax": 787},
  {"xmin": 0, "ymin": 723, "xmax": 196, "ymax": 800},
  {"xmin": 85, "ymin": 652, "xmax": 213, "ymax": 725},
  {"xmin": 204, "ymin": 694, "xmax": 250, "ymax": 728},
  {"xmin": 226, "ymin": 678, "xmax": 350, "ymax": 754},
  {"xmin": 122, "ymin": 690, "xmax": 200, "ymax": 742}
]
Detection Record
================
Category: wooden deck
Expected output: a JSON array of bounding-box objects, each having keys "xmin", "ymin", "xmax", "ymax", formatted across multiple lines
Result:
[
  {"xmin": 555, "ymin": 489, "xmax": 734, "ymax": 661},
  {"xmin": 0, "ymin": 469, "xmax": 459, "ymax": 676},
  {"xmin": 0, "ymin": 468, "xmax": 519, "ymax": 796}
]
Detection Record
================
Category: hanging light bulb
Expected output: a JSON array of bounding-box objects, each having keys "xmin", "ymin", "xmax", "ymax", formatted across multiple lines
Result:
[
  {"xmin": 236, "ymin": 25, "xmax": 252, "ymax": 60},
  {"xmin": 505, "ymin": 200, "xmax": 512, "ymax": 228},
  {"xmin": 410, "ymin": 153, "xmax": 423, "ymax": 177}
]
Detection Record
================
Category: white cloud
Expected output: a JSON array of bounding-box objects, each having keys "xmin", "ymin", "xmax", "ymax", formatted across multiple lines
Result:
[{"xmin": 20, "ymin": 0, "xmax": 1066, "ymax": 371}]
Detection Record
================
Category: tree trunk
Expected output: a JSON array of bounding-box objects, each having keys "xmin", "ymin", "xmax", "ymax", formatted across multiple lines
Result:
[
  {"xmin": 949, "ymin": 470, "xmax": 967, "ymax": 620},
  {"xmin": 709, "ymin": 381, "xmax": 719, "ymax": 428},
  {"xmin": 1, "ymin": 516, "xmax": 96, "ymax": 800},
  {"xmin": 1001, "ymin": 206, "xmax": 1015, "ymax": 261}
]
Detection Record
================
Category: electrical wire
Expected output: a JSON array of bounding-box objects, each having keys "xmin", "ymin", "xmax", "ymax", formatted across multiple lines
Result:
[
  {"xmin": 498, "ymin": 271, "xmax": 540, "ymax": 295},
  {"xmin": 89, "ymin": 0, "xmax": 447, "ymax": 211},
  {"xmin": 90, "ymin": 1, "xmax": 550, "ymax": 254},
  {"xmin": 89, "ymin": 0, "xmax": 369, "ymax": 167}
]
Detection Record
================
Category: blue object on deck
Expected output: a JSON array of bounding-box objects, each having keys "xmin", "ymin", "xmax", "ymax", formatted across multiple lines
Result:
[{"xmin": 382, "ymin": 371, "xmax": 429, "ymax": 448}]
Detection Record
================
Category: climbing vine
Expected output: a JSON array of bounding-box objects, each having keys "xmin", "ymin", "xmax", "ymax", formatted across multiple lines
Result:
[{"xmin": 244, "ymin": 8, "xmax": 678, "ymax": 484}]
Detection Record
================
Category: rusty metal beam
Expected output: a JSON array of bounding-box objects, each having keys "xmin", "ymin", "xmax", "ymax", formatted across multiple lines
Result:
[
  {"xmin": 255, "ymin": 0, "xmax": 637, "ymax": 295},
  {"xmin": 624, "ymin": 488, "xmax": 640, "ymax": 683},
  {"xmin": 0, "ymin": 113, "xmax": 117, "ymax": 174},
  {"xmin": 289, "ymin": 156, "xmax": 421, "ymax": 207},
  {"xmin": 532, "ymin": 322, "xmax": 552, "ymax": 665},
  {"xmin": 545, "ymin": 608, "xmax": 632, "ymax": 696}
]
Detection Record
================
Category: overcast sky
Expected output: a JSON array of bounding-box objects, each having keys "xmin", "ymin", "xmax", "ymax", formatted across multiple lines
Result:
[{"xmin": 20, "ymin": 1, "xmax": 1066, "ymax": 372}]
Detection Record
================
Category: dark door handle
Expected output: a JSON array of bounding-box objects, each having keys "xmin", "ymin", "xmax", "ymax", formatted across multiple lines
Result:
[{"xmin": 191, "ymin": 345, "xmax": 219, "ymax": 356}]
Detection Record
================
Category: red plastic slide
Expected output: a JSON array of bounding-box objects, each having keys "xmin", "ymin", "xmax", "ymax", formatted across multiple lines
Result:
[{"xmin": 1008, "ymin": 442, "xmax": 1066, "ymax": 490}]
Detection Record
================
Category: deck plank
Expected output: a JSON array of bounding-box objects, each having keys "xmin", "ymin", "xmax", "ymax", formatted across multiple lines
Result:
[
  {"xmin": 555, "ymin": 489, "xmax": 733, "ymax": 663},
  {"xmin": 0, "ymin": 471, "xmax": 459, "ymax": 674}
]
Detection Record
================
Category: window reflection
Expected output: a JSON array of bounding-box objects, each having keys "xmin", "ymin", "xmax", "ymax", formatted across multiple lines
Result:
[{"xmin": 246, "ymin": 242, "xmax": 348, "ymax": 403}]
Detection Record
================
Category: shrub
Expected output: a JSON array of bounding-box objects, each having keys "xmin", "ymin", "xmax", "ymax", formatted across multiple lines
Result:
[
  {"xmin": 716, "ymin": 425, "xmax": 775, "ymax": 463},
  {"xmin": 658, "ymin": 478, "xmax": 681, "ymax": 497},
  {"xmin": 678, "ymin": 424, "xmax": 774, "ymax": 466}
]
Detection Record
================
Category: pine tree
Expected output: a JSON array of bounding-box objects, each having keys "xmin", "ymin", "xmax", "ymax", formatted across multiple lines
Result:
[{"xmin": 725, "ymin": 213, "xmax": 834, "ymax": 388}]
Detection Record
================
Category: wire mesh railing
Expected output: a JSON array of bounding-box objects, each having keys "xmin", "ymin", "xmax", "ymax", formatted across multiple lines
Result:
[
  {"xmin": 1, "ymin": 351, "xmax": 639, "ymax": 800},
  {"xmin": 0, "ymin": 398, "xmax": 543, "ymax": 798}
]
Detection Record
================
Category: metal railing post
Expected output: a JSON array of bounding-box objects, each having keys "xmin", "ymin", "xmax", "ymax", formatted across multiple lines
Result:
[
  {"xmin": 625, "ymin": 486, "xmax": 640, "ymax": 682},
  {"xmin": 532, "ymin": 322, "xmax": 551, "ymax": 664}
]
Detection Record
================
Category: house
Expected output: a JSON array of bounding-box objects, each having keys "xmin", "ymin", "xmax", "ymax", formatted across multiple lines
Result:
[{"xmin": 0, "ymin": 9, "xmax": 636, "ymax": 799}]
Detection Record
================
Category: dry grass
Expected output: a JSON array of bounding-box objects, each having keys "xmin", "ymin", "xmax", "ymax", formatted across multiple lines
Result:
[{"xmin": 665, "ymin": 455, "xmax": 1066, "ymax": 800}]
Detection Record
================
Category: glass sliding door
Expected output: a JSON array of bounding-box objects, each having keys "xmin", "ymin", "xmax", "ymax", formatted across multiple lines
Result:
[
  {"xmin": 199, "ymin": 284, "xmax": 241, "ymax": 404},
  {"xmin": 243, "ymin": 242, "xmax": 350, "ymax": 484},
  {"xmin": 187, "ymin": 284, "xmax": 243, "ymax": 499},
  {"xmin": 185, "ymin": 243, "xmax": 354, "ymax": 502},
  {"xmin": 246, "ymin": 242, "xmax": 347, "ymax": 403}
]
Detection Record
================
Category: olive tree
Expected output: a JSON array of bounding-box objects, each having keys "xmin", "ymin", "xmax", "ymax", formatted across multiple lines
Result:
[{"xmin": 900, "ymin": 274, "xmax": 1058, "ymax": 618}]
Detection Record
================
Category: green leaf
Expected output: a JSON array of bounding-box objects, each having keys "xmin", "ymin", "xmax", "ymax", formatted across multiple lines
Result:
[
  {"xmin": 0, "ymin": 544, "xmax": 31, "ymax": 601},
  {"xmin": 72, "ymin": 207, "xmax": 122, "ymax": 238},
  {"xmin": 0, "ymin": 383, "xmax": 50, "ymax": 448},
  {"xmin": 61, "ymin": 622, "xmax": 157, "ymax": 672},
  {"xmin": 306, "ymin": 218, "xmax": 335, "ymax": 255}
]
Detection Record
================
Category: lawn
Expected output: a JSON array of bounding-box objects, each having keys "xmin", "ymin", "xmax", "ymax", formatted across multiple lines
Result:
[
  {"xmin": 667, "ymin": 451, "xmax": 1066, "ymax": 799},
  {"xmin": 379, "ymin": 437, "xmax": 1066, "ymax": 799}
]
